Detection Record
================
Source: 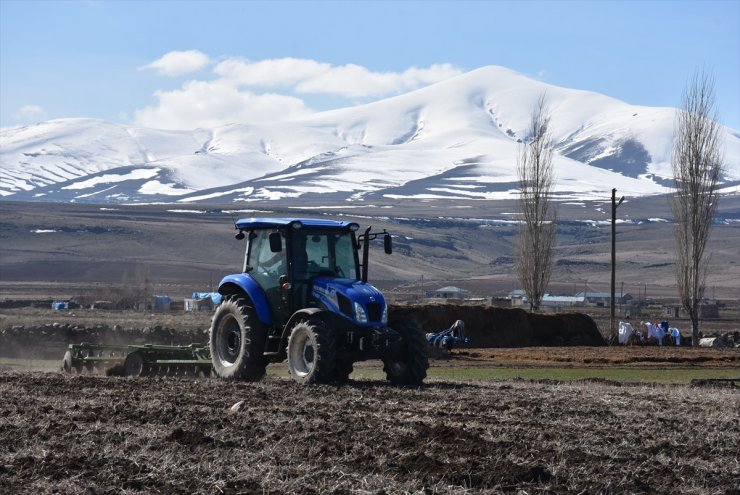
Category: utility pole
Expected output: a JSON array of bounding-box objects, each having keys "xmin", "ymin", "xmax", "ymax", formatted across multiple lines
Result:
[{"xmin": 611, "ymin": 188, "xmax": 625, "ymax": 342}]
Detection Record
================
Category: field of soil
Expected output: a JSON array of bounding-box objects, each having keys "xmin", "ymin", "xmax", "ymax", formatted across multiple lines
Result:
[
  {"xmin": 1, "ymin": 305, "xmax": 739, "ymax": 493},
  {"xmin": 1, "ymin": 369, "xmax": 738, "ymax": 495}
]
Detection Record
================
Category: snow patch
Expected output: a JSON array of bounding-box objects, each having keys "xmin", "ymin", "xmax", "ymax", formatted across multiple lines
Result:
[
  {"xmin": 62, "ymin": 169, "xmax": 160, "ymax": 190},
  {"xmin": 180, "ymin": 187, "xmax": 255, "ymax": 202},
  {"xmin": 139, "ymin": 180, "xmax": 195, "ymax": 196}
]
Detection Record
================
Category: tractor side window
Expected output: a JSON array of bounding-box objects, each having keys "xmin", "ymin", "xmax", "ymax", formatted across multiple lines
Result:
[{"xmin": 249, "ymin": 230, "xmax": 286, "ymax": 291}]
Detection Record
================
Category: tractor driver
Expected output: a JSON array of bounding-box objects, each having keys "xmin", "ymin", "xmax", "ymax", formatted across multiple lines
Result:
[
  {"xmin": 251, "ymin": 230, "xmax": 287, "ymax": 280},
  {"xmin": 260, "ymin": 247, "xmax": 286, "ymax": 276}
]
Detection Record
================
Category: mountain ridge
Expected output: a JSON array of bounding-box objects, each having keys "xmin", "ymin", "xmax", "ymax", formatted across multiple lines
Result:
[{"xmin": 1, "ymin": 65, "xmax": 738, "ymax": 204}]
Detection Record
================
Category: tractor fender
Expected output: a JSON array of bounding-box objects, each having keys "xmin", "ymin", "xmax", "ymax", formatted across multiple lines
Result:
[
  {"xmin": 283, "ymin": 308, "xmax": 326, "ymax": 335},
  {"xmin": 217, "ymin": 274, "xmax": 273, "ymax": 326},
  {"xmin": 275, "ymin": 308, "xmax": 333, "ymax": 362}
]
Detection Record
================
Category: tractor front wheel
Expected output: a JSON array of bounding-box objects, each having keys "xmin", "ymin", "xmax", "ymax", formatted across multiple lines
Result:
[
  {"xmin": 383, "ymin": 318, "xmax": 429, "ymax": 386},
  {"xmin": 287, "ymin": 318, "xmax": 336, "ymax": 384},
  {"xmin": 210, "ymin": 296, "xmax": 267, "ymax": 380}
]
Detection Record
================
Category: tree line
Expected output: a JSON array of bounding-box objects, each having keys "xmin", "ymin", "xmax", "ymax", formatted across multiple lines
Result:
[{"xmin": 515, "ymin": 69, "xmax": 724, "ymax": 346}]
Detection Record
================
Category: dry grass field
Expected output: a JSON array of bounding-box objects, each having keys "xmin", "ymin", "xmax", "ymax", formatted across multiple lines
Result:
[{"xmin": 2, "ymin": 197, "xmax": 739, "ymax": 301}]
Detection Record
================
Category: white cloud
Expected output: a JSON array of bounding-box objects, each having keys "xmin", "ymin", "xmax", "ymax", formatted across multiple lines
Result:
[
  {"xmin": 142, "ymin": 50, "xmax": 210, "ymax": 76},
  {"xmin": 134, "ymin": 79, "xmax": 311, "ymax": 130},
  {"xmin": 216, "ymin": 57, "xmax": 463, "ymax": 98},
  {"xmin": 215, "ymin": 57, "xmax": 329, "ymax": 87},
  {"xmin": 135, "ymin": 56, "xmax": 462, "ymax": 129},
  {"xmin": 14, "ymin": 104, "xmax": 46, "ymax": 121},
  {"xmin": 299, "ymin": 63, "xmax": 462, "ymax": 98}
]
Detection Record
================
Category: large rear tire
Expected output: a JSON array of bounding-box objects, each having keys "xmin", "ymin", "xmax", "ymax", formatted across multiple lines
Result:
[
  {"xmin": 287, "ymin": 318, "xmax": 336, "ymax": 384},
  {"xmin": 383, "ymin": 318, "xmax": 429, "ymax": 386},
  {"xmin": 210, "ymin": 296, "xmax": 268, "ymax": 380}
]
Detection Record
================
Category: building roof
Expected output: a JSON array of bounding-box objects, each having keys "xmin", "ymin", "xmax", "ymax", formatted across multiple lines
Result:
[
  {"xmin": 542, "ymin": 294, "xmax": 584, "ymax": 303},
  {"xmin": 575, "ymin": 291, "xmax": 631, "ymax": 298},
  {"xmin": 434, "ymin": 286, "xmax": 469, "ymax": 293}
]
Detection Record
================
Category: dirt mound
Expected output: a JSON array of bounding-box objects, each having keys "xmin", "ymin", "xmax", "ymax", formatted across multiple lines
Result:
[
  {"xmin": 390, "ymin": 304, "xmax": 605, "ymax": 347},
  {"xmin": 2, "ymin": 305, "xmax": 604, "ymax": 361}
]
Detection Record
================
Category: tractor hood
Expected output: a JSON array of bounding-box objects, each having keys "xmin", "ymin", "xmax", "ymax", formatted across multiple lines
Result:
[{"xmin": 311, "ymin": 278, "xmax": 387, "ymax": 327}]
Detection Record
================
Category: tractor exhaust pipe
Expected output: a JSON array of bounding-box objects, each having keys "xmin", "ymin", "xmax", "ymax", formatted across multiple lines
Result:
[{"xmin": 361, "ymin": 226, "xmax": 371, "ymax": 283}]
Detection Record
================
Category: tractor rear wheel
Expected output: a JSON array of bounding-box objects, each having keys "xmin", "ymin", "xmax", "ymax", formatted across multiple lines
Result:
[
  {"xmin": 210, "ymin": 296, "xmax": 268, "ymax": 380},
  {"xmin": 383, "ymin": 318, "xmax": 429, "ymax": 386},
  {"xmin": 287, "ymin": 318, "xmax": 336, "ymax": 384}
]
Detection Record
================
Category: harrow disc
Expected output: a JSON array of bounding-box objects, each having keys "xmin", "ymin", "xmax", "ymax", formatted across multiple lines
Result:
[
  {"xmin": 62, "ymin": 351, "xmax": 73, "ymax": 373},
  {"xmin": 124, "ymin": 352, "xmax": 146, "ymax": 377}
]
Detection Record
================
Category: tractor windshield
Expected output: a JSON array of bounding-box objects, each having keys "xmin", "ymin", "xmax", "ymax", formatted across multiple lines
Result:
[{"xmin": 292, "ymin": 230, "xmax": 358, "ymax": 281}]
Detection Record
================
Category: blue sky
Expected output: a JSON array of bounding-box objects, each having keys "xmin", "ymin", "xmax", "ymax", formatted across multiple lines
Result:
[{"xmin": 1, "ymin": 0, "xmax": 738, "ymax": 130}]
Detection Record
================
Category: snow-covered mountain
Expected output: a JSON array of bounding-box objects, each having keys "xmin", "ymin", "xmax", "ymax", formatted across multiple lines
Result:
[{"xmin": 1, "ymin": 66, "xmax": 738, "ymax": 204}]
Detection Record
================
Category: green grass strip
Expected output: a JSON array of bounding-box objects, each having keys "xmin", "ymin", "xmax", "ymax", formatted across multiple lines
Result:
[
  {"xmin": 426, "ymin": 367, "xmax": 740, "ymax": 384},
  {"xmin": 4, "ymin": 358, "xmax": 739, "ymax": 385},
  {"xmin": 344, "ymin": 366, "xmax": 740, "ymax": 384}
]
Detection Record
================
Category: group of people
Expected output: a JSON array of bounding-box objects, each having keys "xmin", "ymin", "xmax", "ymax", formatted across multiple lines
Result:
[
  {"xmin": 642, "ymin": 320, "xmax": 681, "ymax": 345},
  {"xmin": 618, "ymin": 319, "xmax": 681, "ymax": 346}
]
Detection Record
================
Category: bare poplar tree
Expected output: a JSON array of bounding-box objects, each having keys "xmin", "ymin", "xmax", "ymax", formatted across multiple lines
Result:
[
  {"xmin": 671, "ymin": 69, "xmax": 724, "ymax": 345},
  {"xmin": 516, "ymin": 94, "xmax": 557, "ymax": 311}
]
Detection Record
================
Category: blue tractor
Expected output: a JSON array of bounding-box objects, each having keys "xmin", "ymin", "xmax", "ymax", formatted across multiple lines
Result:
[{"xmin": 209, "ymin": 218, "xmax": 429, "ymax": 385}]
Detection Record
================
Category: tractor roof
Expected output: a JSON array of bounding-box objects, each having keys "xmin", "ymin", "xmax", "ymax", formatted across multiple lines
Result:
[{"xmin": 235, "ymin": 217, "xmax": 359, "ymax": 231}]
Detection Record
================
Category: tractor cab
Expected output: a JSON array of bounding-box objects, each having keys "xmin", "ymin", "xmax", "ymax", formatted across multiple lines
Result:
[
  {"xmin": 236, "ymin": 218, "xmax": 385, "ymax": 328},
  {"xmin": 211, "ymin": 217, "xmax": 427, "ymax": 385}
]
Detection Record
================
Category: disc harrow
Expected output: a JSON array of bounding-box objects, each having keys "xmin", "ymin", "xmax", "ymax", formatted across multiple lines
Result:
[{"xmin": 62, "ymin": 343, "xmax": 212, "ymax": 377}]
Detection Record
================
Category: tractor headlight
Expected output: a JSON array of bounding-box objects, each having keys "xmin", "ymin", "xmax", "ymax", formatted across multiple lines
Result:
[
  {"xmin": 354, "ymin": 302, "xmax": 367, "ymax": 323},
  {"xmin": 382, "ymin": 304, "xmax": 388, "ymax": 325}
]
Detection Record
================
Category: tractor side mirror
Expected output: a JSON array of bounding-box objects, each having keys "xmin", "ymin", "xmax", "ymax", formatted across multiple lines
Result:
[
  {"xmin": 384, "ymin": 233, "xmax": 392, "ymax": 254},
  {"xmin": 269, "ymin": 232, "xmax": 283, "ymax": 253},
  {"xmin": 235, "ymin": 231, "xmax": 245, "ymax": 240}
]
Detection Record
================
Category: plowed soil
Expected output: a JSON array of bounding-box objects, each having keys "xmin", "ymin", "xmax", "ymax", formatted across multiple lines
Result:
[
  {"xmin": 1, "ymin": 371, "xmax": 738, "ymax": 495},
  {"xmin": 1, "ymin": 306, "xmax": 739, "ymax": 493}
]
